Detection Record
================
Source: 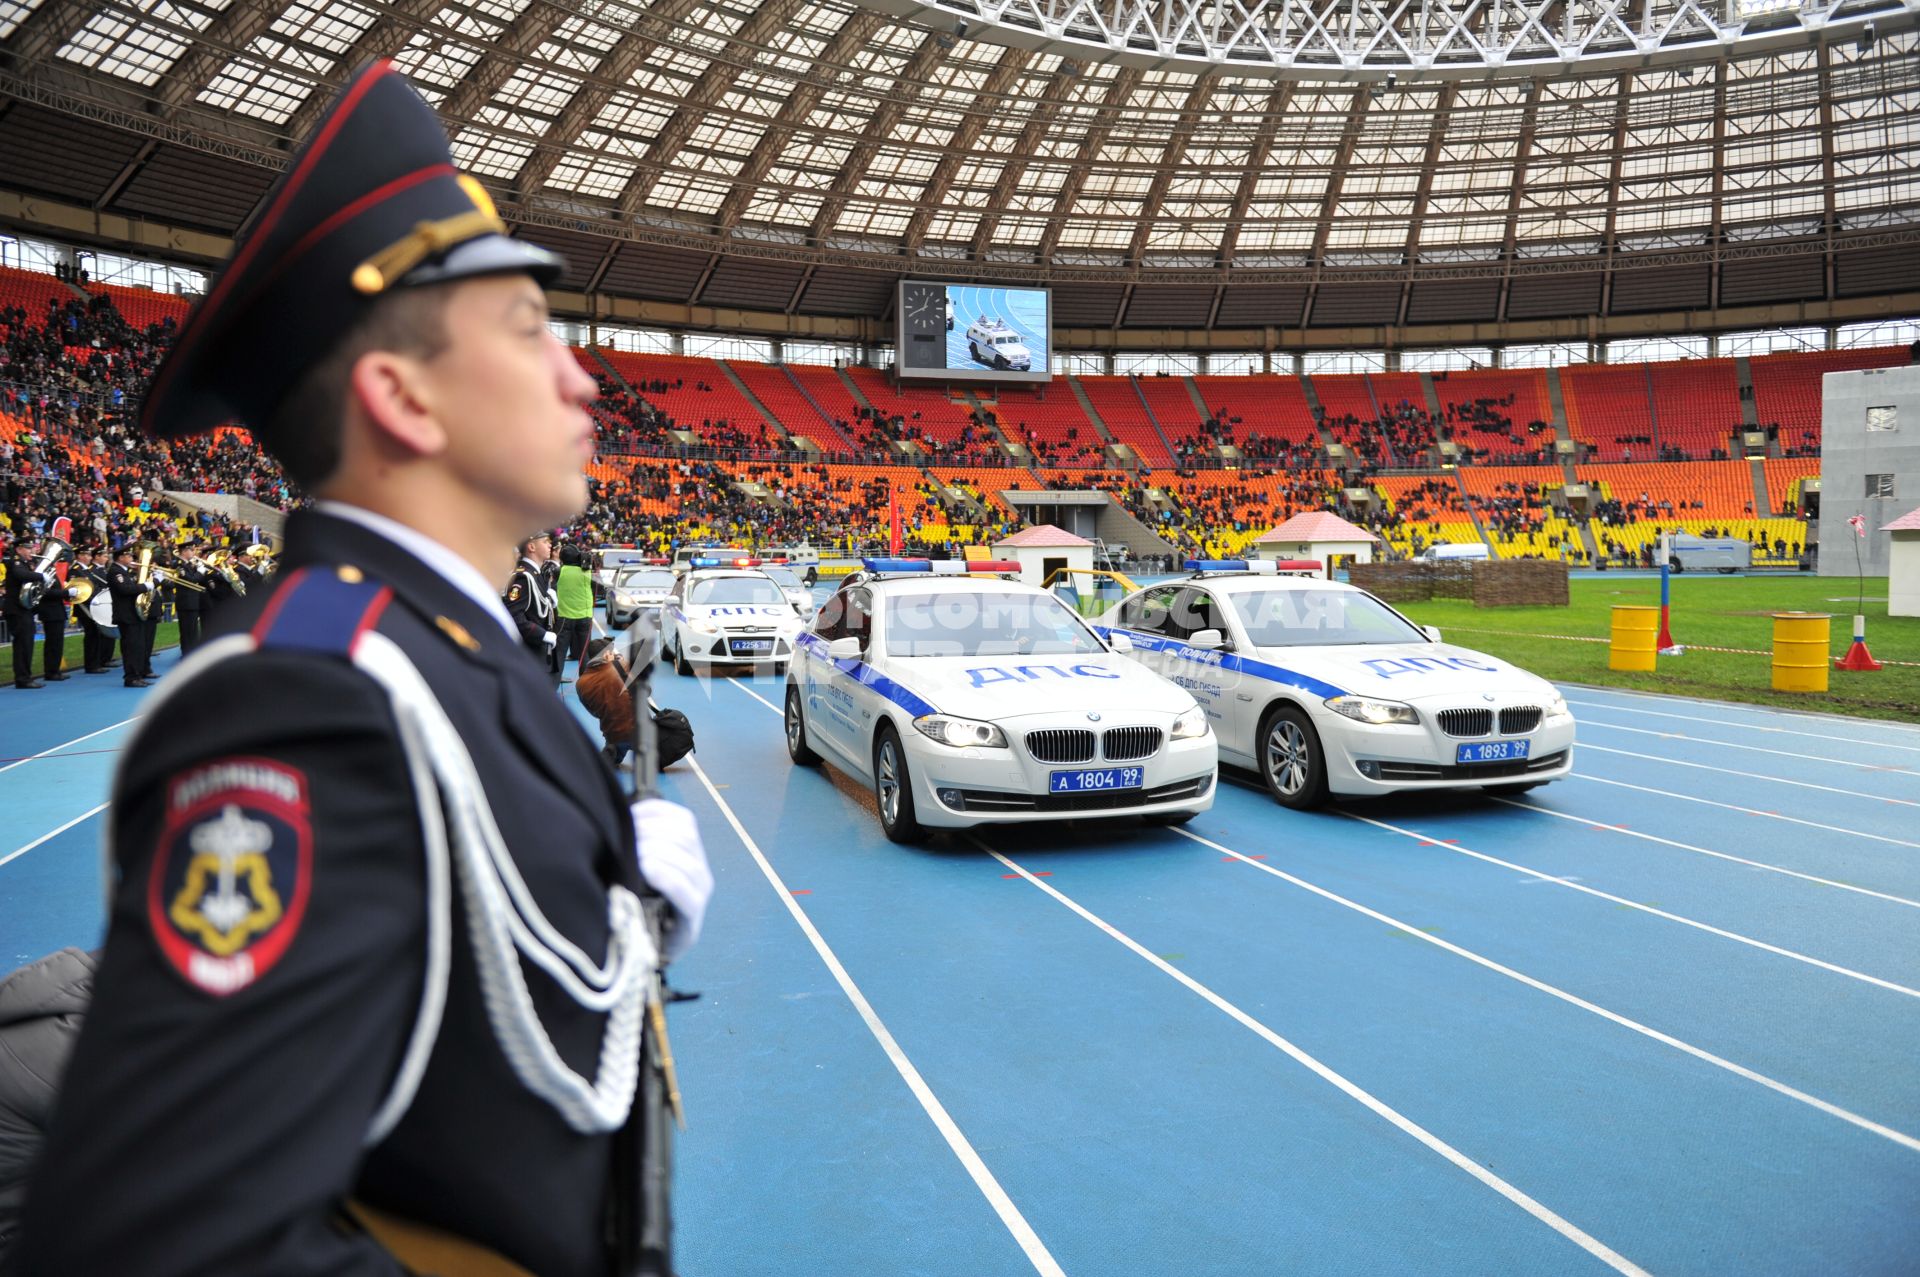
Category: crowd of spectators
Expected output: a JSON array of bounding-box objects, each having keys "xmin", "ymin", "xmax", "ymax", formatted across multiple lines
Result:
[{"xmin": 0, "ymin": 261, "xmax": 1839, "ymax": 573}]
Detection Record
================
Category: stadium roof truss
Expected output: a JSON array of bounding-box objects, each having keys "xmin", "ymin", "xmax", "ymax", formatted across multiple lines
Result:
[{"xmin": 0, "ymin": 0, "xmax": 1915, "ymax": 333}]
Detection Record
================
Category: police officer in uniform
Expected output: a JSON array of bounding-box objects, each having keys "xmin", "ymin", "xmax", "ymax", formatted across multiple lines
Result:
[
  {"xmin": 506, "ymin": 531, "xmax": 561, "ymax": 684},
  {"xmin": 33, "ymin": 535, "xmax": 80, "ymax": 683},
  {"xmin": 3, "ymin": 535, "xmax": 46, "ymax": 690},
  {"xmin": 172, "ymin": 539, "xmax": 212, "ymax": 655},
  {"xmin": 70, "ymin": 545, "xmax": 115, "ymax": 674},
  {"xmin": 19, "ymin": 62, "xmax": 711, "ymax": 1277},
  {"xmin": 104, "ymin": 544, "xmax": 154, "ymax": 688}
]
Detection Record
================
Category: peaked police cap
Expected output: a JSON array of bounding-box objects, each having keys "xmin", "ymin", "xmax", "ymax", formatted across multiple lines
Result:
[{"xmin": 140, "ymin": 60, "xmax": 562, "ymax": 442}]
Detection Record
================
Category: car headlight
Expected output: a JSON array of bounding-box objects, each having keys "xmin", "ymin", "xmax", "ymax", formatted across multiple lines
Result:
[
  {"xmin": 1324, "ymin": 695, "xmax": 1419, "ymax": 726},
  {"xmin": 1171, "ymin": 706, "xmax": 1209, "ymax": 739},
  {"xmin": 913, "ymin": 715, "xmax": 1008, "ymax": 749},
  {"xmin": 1544, "ymin": 691, "xmax": 1571, "ymax": 720},
  {"xmin": 689, "ymin": 619, "xmax": 721, "ymax": 635}
]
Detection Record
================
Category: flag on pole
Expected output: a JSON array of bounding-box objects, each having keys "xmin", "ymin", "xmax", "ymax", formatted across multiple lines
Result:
[{"xmin": 1847, "ymin": 514, "xmax": 1867, "ymax": 538}]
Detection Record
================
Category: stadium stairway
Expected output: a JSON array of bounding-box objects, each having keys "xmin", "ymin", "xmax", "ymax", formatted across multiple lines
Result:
[
  {"xmin": 1545, "ymin": 366, "xmax": 1571, "ymax": 439},
  {"xmin": 715, "ymin": 360, "xmax": 798, "ymax": 448},
  {"xmin": 1062, "ymin": 377, "xmax": 1125, "ymax": 461},
  {"xmin": 1127, "ymin": 377, "xmax": 1182, "ymax": 462},
  {"xmin": 1181, "ymin": 376, "xmax": 1211, "ymax": 422},
  {"xmin": 1450, "ymin": 468, "xmax": 1495, "ymax": 554},
  {"xmin": 1749, "ymin": 458, "xmax": 1773, "ymax": 516},
  {"xmin": 1419, "ymin": 371, "xmax": 1443, "ymax": 419},
  {"xmin": 778, "ymin": 366, "xmax": 859, "ymax": 451},
  {"xmin": 1734, "ymin": 357, "xmax": 1760, "ymax": 431},
  {"xmin": 835, "ymin": 366, "xmax": 879, "ymax": 416}
]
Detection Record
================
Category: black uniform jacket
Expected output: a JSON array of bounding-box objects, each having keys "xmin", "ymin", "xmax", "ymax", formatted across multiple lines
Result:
[
  {"xmin": 18, "ymin": 509, "xmax": 646, "ymax": 1277},
  {"xmin": 1, "ymin": 551, "xmax": 39, "ymax": 614},
  {"xmin": 104, "ymin": 560, "xmax": 148, "ymax": 628},
  {"xmin": 172, "ymin": 559, "xmax": 210, "ymax": 614},
  {"xmin": 505, "ymin": 559, "xmax": 553, "ymax": 653}
]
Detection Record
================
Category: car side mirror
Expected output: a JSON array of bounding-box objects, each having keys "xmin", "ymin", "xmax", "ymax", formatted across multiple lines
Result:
[
  {"xmin": 1187, "ymin": 628, "xmax": 1226, "ymax": 651},
  {"xmin": 826, "ymin": 636, "xmax": 862, "ymax": 660},
  {"xmin": 1107, "ymin": 632, "xmax": 1134, "ymax": 654},
  {"xmin": 1421, "ymin": 625, "xmax": 1443, "ymax": 643}
]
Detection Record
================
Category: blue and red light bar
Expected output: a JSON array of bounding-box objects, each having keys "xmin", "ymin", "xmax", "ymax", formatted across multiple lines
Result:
[{"xmin": 861, "ymin": 558, "xmax": 1023, "ymax": 575}]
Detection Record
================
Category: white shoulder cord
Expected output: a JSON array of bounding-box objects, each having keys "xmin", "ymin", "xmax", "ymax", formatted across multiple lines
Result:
[
  {"xmin": 105, "ymin": 630, "xmax": 652, "ymax": 1143},
  {"xmin": 353, "ymin": 633, "xmax": 653, "ymax": 1137}
]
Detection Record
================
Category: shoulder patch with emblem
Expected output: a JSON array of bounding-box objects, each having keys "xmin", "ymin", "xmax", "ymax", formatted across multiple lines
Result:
[
  {"xmin": 147, "ymin": 758, "xmax": 313, "ymax": 996},
  {"xmin": 508, "ymin": 584, "xmax": 522, "ymax": 602}
]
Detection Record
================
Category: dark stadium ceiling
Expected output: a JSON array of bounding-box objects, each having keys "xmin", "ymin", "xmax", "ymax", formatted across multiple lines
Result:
[{"xmin": 0, "ymin": 0, "xmax": 1916, "ymax": 332}]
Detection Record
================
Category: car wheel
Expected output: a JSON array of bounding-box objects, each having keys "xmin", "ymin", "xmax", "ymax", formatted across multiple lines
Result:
[
  {"xmin": 785, "ymin": 684, "xmax": 820, "ymax": 766},
  {"xmin": 672, "ymin": 635, "xmax": 692, "ymax": 676},
  {"xmin": 1483, "ymin": 782, "xmax": 1541, "ymax": 797},
  {"xmin": 772, "ymin": 661, "xmax": 788, "ymax": 677},
  {"xmin": 873, "ymin": 726, "xmax": 924, "ymax": 844},
  {"xmin": 1260, "ymin": 705, "xmax": 1329, "ymax": 810},
  {"xmin": 1668, "ymin": 558, "xmax": 1683, "ymax": 572}
]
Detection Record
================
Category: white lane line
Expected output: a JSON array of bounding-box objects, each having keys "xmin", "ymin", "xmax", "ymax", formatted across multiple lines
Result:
[
  {"xmin": 0, "ymin": 803, "xmax": 107, "ymax": 870},
  {"xmin": 1346, "ymin": 812, "xmax": 1920, "ymax": 1000},
  {"xmin": 0, "ymin": 717, "xmax": 137, "ymax": 774},
  {"xmin": 734, "ymin": 680, "xmax": 783, "ymax": 715},
  {"xmin": 1565, "ymin": 699, "xmax": 1920, "ymax": 753},
  {"xmin": 1571, "ymin": 774, "xmax": 1920, "ymax": 851},
  {"xmin": 1494, "ymin": 798, "xmax": 1920, "ymax": 910},
  {"xmin": 1577, "ymin": 718, "xmax": 1920, "ymax": 774},
  {"xmin": 1165, "ymin": 827, "xmax": 1920, "ymax": 1155},
  {"xmin": 686, "ymin": 756, "xmax": 1066, "ymax": 1277},
  {"xmin": 1558, "ymin": 683, "xmax": 1920, "ymax": 735},
  {"xmin": 1574, "ymin": 742, "xmax": 1920, "ymax": 808},
  {"xmin": 978, "ymin": 843, "xmax": 1656, "ymax": 1277}
]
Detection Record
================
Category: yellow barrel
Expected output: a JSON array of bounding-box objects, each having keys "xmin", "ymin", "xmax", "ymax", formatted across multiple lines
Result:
[
  {"xmin": 1608, "ymin": 605, "xmax": 1659, "ymax": 672},
  {"xmin": 1771, "ymin": 612, "xmax": 1831, "ymax": 693}
]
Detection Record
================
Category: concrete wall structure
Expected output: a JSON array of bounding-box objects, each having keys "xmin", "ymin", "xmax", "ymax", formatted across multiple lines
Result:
[{"xmin": 1820, "ymin": 364, "xmax": 1920, "ymax": 577}]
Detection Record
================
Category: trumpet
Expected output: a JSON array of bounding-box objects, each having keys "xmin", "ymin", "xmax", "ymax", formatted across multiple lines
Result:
[
  {"xmin": 18, "ymin": 535, "xmax": 70, "ymax": 610},
  {"xmin": 149, "ymin": 565, "xmax": 207, "ymax": 594}
]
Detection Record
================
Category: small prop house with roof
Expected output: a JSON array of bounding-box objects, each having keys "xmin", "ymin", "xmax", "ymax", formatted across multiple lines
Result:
[
  {"xmin": 991, "ymin": 524, "xmax": 1095, "ymax": 588},
  {"xmin": 1885, "ymin": 507, "xmax": 1920, "ymax": 619},
  {"xmin": 1251, "ymin": 512, "xmax": 1380, "ymax": 579}
]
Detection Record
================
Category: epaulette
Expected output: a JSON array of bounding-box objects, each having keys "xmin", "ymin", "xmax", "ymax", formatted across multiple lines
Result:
[{"xmin": 251, "ymin": 564, "xmax": 393, "ymax": 656}]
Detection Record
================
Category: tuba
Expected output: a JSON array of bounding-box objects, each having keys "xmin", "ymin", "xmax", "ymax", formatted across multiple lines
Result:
[
  {"xmin": 134, "ymin": 544, "xmax": 155, "ymax": 620},
  {"xmin": 18, "ymin": 535, "xmax": 70, "ymax": 609},
  {"xmin": 207, "ymin": 548, "xmax": 246, "ymax": 595}
]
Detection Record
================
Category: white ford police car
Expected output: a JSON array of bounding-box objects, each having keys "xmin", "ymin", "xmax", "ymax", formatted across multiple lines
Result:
[
  {"xmin": 663, "ymin": 556, "xmax": 808, "ymax": 675},
  {"xmin": 1093, "ymin": 560, "xmax": 1574, "ymax": 809},
  {"xmin": 606, "ymin": 563, "xmax": 675, "ymax": 630},
  {"xmin": 784, "ymin": 558, "xmax": 1217, "ymax": 843}
]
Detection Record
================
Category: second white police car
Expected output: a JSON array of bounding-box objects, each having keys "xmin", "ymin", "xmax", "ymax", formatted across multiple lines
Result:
[
  {"xmin": 1093, "ymin": 560, "xmax": 1575, "ymax": 809},
  {"xmin": 785, "ymin": 558, "xmax": 1217, "ymax": 842},
  {"xmin": 663, "ymin": 555, "xmax": 809, "ymax": 675}
]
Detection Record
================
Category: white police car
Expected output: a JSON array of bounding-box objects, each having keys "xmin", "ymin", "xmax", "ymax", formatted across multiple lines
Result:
[
  {"xmin": 663, "ymin": 556, "xmax": 808, "ymax": 675},
  {"xmin": 1093, "ymin": 560, "xmax": 1574, "ymax": 809},
  {"xmin": 784, "ymin": 558, "xmax": 1217, "ymax": 843},
  {"xmin": 760, "ymin": 563, "xmax": 817, "ymax": 615},
  {"xmin": 606, "ymin": 563, "xmax": 675, "ymax": 630}
]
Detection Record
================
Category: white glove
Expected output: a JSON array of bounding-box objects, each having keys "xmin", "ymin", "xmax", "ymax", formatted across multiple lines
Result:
[
  {"xmin": 631, "ymin": 797, "xmax": 711, "ymax": 963},
  {"xmin": 542, "ymin": 629, "xmax": 558, "ymax": 653},
  {"xmin": 65, "ymin": 586, "xmax": 81, "ymax": 600}
]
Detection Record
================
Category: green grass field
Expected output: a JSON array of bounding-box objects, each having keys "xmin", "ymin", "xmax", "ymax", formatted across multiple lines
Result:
[{"xmin": 1394, "ymin": 575, "xmax": 1920, "ymax": 721}]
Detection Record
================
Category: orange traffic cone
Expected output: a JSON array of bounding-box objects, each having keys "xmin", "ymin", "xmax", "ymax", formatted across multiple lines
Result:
[{"xmin": 1835, "ymin": 615, "xmax": 1882, "ymax": 672}]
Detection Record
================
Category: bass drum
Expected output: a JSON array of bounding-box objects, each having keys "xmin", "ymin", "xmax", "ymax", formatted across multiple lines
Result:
[{"xmin": 88, "ymin": 589, "xmax": 118, "ymax": 636}]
